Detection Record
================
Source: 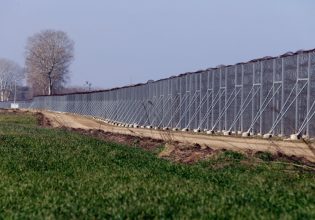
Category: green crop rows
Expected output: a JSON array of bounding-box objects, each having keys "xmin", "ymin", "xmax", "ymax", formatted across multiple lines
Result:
[{"xmin": 0, "ymin": 112, "xmax": 314, "ymax": 219}]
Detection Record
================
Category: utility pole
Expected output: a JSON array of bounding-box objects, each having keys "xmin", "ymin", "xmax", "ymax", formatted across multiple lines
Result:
[{"xmin": 14, "ymin": 80, "xmax": 16, "ymax": 104}]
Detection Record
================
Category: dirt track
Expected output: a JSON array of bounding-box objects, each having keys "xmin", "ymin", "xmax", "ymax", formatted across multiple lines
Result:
[{"xmin": 35, "ymin": 110, "xmax": 315, "ymax": 162}]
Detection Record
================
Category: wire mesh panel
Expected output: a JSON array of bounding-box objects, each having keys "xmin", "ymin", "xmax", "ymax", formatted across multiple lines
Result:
[
  {"xmin": 309, "ymin": 51, "xmax": 315, "ymax": 137},
  {"xmin": 178, "ymin": 75, "xmax": 187, "ymax": 129},
  {"xmin": 233, "ymin": 64, "xmax": 243, "ymax": 133},
  {"xmin": 282, "ymin": 55, "xmax": 298, "ymax": 136},
  {"xmin": 242, "ymin": 63, "xmax": 254, "ymax": 133},
  {"xmin": 272, "ymin": 58, "xmax": 283, "ymax": 135},
  {"xmin": 0, "ymin": 101, "xmax": 11, "ymax": 108},
  {"xmin": 194, "ymin": 73, "xmax": 201, "ymax": 129},
  {"xmin": 296, "ymin": 53, "xmax": 309, "ymax": 135},
  {"xmin": 219, "ymin": 68, "xmax": 226, "ymax": 131},
  {"xmin": 212, "ymin": 68, "xmax": 220, "ymax": 131},
  {"xmin": 205, "ymin": 70, "xmax": 213, "ymax": 130},
  {"xmin": 226, "ymin": 66, "xmax": 236, "ymax": 132},
  {"xmin": 199, "ymin": 71, "xmax": 208, "ymax": 130},
  {"xmin": 261, "ymin": 59, "xmax": 274, "ymax": 135},
  {"xmin": 171, "ymin": 77, "xmax": 180, "ymax": 128},
  {"xmin": 251, "ymin": 62, "xmax": 262, "ymax": 134},
  {"xmin": 187, "ymin": 73, "xmax": 198, "ymax": 129}
]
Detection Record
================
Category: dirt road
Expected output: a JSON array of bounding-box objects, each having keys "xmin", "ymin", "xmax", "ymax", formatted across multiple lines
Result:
[{"xmin": 40, "ymin": 110, "xmax": 315, "ymax": 162}]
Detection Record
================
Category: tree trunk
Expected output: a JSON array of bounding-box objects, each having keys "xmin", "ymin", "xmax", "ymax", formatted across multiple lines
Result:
[{"xmin": 48, "ymin": 75, "xmax": 52, "ymax": 95}]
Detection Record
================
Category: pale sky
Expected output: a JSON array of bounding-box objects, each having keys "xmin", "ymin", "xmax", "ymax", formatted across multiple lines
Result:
[{"xmin": 1, "ymin": 0, "xmax": 314, "ymax": 88}]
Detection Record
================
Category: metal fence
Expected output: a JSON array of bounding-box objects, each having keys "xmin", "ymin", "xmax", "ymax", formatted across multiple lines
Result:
[{"xmin": 1, "ymin": 49, "xmax": 315, "ymax": 138}]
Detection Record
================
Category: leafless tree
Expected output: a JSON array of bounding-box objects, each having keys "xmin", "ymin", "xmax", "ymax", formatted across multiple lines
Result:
[
  {"xmin": 0, "ymin": 58, "xmax": 24, "ymax": 101},
  {"xmin": 25, "ymin": 30, "xmax": 74, "ymax": 96}
]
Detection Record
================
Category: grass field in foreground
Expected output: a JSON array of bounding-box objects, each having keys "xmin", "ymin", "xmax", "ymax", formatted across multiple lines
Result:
[{"xmin": 0, "ymin": 112, "xmax": 314, "ymax": 219}]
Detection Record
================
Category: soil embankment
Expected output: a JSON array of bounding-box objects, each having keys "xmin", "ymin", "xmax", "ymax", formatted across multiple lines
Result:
[{"xmin": 33, "ymin": 110, "xmax": 315, "ymax": 163}]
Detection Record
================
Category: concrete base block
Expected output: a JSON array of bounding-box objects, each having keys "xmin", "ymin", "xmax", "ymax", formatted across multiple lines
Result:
[
  {"xmin": 146, "ymin": 125, "xmax": 153, "ymax": 129},
  {"xmin": 172, "ymin": 128, "xmax": 179, "ymax": 131},
  {"xmin": 140, "ymin": 126, "xmax": 145, "ymax": 128},
  {"xmin": 206, "ymin": 130, "xmax": 215, "ymax": 134},
  {"xmin": 181, "ymin": 128, "xmax": 189, "ymax": 132},
  {"xmin": 154, "ymin": 127, "xmax": 160, "ymax": 130},
  {"xmin": 290, "ymin": 134, "xmax": 301, "ymax": 140},
  {"xmin": 134, "ymin": 124, "xmax": 139, "ymax": 128},
  {"xmin": 193, "ymin": 129, "xmax": 201, "ymax": 133},
  {"xmin": 263, "ymin": 133, "xmax": 273, "ymax": 139},
  {"xmin": 242, "ymin": 132, "xmax": 250, "ymax": 137},
  {"xmin": 223, "ymin": 131, "xmax": 231, "ymax": 136},
  {"xmin": 162, "ymin": 127, "xmax": 169, "ymax": 130},
  {"xmin": 302, "ymin": 135, "xmax": 309, "ymax": 139}
]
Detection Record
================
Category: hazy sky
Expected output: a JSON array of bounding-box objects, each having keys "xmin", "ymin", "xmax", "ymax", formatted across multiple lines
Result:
[{"xmin": 1, "ymin": 0, "xmax": 314, "ymax": 89}]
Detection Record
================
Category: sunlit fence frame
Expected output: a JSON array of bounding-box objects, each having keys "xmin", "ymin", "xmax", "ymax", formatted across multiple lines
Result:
[{"xmin": 1, "ymin": 49, "xmax": 315, "ymax": 138}]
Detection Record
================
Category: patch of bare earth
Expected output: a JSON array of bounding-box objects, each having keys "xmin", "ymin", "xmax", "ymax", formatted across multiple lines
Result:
[
  {"xmin": 62, "ymin": 127, "xmax": 164, "ymax": 150},
  {"xmin": 60, "ymin": 127, "xmax": 219, "ymax": 164},
  {"xmin": 159, "ymin": 143, "xmax": 215, "ymax": 164},
  {"xmin": 35, "ymin": 112, "xmax": 52, "ymax": 127}
]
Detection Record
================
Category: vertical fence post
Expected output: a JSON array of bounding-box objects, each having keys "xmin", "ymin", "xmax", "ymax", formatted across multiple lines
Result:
[
  {"xmin": 296, "ymin": 54, "xmax": 299, "ymax": 133},
  {"xmin": 211, "ymin": 70, "xmax": 214, "ymax": 129},
  {"xmin": 252, "ymin": 63, "xmax": 255, "ymax": 133},
  {"xmin": 234, "ymin": 66, "xmax": 237, "ymax": 133},
  {"xmin": 260, "ymin": 61, "xmax": 263, "ymax": 135},
  {"xmin": 306, "ymin": 52, "xmax": 311, "ymax": 136},
  {"xmin": 281, "ymin": 57, "xmax": 284, "ymax": 136},
  {"xmin": 241, "ymin": 64, "xmax": 244, "ymax": 132},
  {"xmin": 206, "ymin": 70, "xmax": 210, "ymax": 130}
]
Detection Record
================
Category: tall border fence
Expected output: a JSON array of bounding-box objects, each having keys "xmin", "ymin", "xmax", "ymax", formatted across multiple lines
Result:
[{"xmin": 1, "ymin": 49, "xmax": 315, "ymax": 138}]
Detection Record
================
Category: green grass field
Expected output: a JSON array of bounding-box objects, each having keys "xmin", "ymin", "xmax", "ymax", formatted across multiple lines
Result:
[{"xmin": 0, "ymin": 112, "xmax": 314, "ymax": 219}]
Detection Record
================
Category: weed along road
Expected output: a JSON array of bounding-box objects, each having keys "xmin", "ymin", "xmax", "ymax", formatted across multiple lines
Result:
[{"xmin": 39, "ymin": 110, "xmax": 315, "ymax": 162}]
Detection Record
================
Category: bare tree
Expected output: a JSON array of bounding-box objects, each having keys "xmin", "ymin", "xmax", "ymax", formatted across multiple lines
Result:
[
  {"xmin": 0, "ymin": 58, "xmax": 24, "ymax": 101},
  {"xmin": 25, "ymin": 30, "xmax": 74, "ymax": 96}
]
